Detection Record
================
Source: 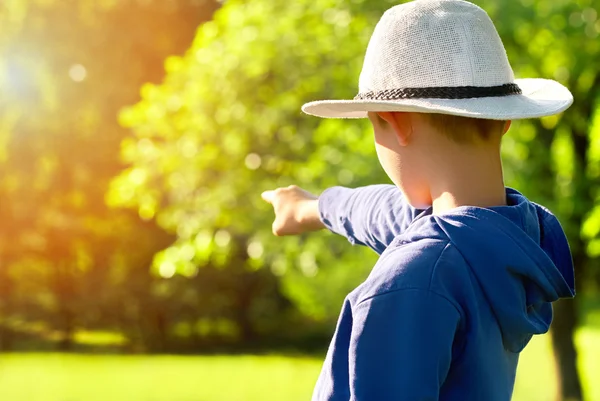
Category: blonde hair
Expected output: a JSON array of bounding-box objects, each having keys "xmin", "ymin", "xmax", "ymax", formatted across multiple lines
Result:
[
  {"xmin": 422, "ymin": 113, "xmax": 506, "ymax": 143},
  {"xmin": 373, "ymin": 112, "xmax": 506, "ymax": 144}
]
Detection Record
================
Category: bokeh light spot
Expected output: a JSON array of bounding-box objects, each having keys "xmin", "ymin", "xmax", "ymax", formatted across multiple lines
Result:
[
  {"xmin": 270, "ymin": 256, "xmax": 287, "ymax": 276},
  {"xmin": 138, "ymin": 203, "xmax": 155, "ymax": 220},
  {"xmin": 299, "ymin": 251, "xmax": 318, "ymax": 277},
  {"xmin": 158, "ymin": 262, "xmax": 176, "ymax": 279},
  {"xmin": 553, "ymin": 66, "xmax": 570, "ymax": 83},
  {"xmin": 582, "ymin": 8, "xmax": 597, "ymax": 24},
  {"xmin": 137, "ymin": 138, "xmax": 155, "ymax": 156},
  {"xmin": 129, "ymin": 168, "xmax": 147, "ymax": 185},
  {"xmin": 338, "ymin": 169, "xmax": 354, "ymax": 185},
  {"xmin": 179, "ymin": 244, "xmax": 196, "ymax": 261},
  {"xmin": 214, "ymin": 229, "xmax": 231, "ymax": 247},
  {"xmin": 69, "ymin": 64, "xmax": 87, "ymax": 82},
  {"xmin": 569, "ymin": 12, "xmax": 583, "ymax": 28},
  {"xmin": 247, "ymin": 241, "xmax": 264, "ymax": 259},
  {"xmin": 245, "ymin": 153, "xmax": 262, "ymax": 170},
  {"xmin": 194, "ymin": 230, "xmax": 213, "ymax": 251}
]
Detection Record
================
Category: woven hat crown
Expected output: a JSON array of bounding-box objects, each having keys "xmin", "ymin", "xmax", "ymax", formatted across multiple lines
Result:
[
  {"xmin": 301, "ymin": 0, "xmax": 572, "ymax": 119},
  {"xmin": 358, "ymin": 0, "xmax": 514, "ymax": 95}
]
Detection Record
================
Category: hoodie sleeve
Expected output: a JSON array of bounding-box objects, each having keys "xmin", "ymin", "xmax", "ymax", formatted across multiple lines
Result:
[
  {"xmin": 318, "ymin": 185, "xmax": 422, "ymax": 254},
  {"xmin": 350, "ymin": 289, "xmax": 460, "ymax": 401}
]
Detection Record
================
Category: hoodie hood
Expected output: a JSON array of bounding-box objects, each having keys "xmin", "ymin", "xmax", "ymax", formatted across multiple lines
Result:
[{"xmin": 422, "ymin": 189, "xmax": 574, "ymax": 352}]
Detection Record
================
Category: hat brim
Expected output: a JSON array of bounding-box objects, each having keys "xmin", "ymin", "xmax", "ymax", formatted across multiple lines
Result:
[{"xmin": 301, "ymin": 78, "xmax": 573, "ymax": 120}]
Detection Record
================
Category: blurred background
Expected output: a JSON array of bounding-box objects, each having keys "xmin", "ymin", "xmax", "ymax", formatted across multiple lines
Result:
[{"xmin": 0, "ymin": 0, "xmax": 598, "ymax": 400}]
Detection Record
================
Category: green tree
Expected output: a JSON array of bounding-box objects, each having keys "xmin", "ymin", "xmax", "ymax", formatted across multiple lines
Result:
[
  {"xmin": 489, "ymin": 2, "xmax": 600, "ymax": 399},
  {"xmin": 108, "ymin": 0, "xmax": 391, "ymax": 330},
  {"xmin": 0, "ymin": 0, "xmax": 217, "ymax": 350},
  {"xmin": 111, "ymin": 0, "xmax": 599, "ymax": 398}
]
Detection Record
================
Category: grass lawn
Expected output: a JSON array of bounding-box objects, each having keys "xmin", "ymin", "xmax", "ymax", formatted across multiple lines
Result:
[{"xmin": 0, "ymin": 328, "xmax": 597, "ymax": 401}]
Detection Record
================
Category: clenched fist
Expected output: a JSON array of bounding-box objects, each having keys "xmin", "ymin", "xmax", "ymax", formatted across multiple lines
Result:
[{"xmin": 261, "ymin": 185, "xmax": 325, "ymax": 236}]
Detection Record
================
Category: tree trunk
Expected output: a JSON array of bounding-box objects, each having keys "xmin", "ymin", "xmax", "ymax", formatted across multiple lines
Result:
[
  {"xmin": 57, "ymin": 306, "xmax": 75, "ymax": 351},
  {"xmin": 54, "ymin": 260, "xmax": 76, "ymax": 351},
  {"xmin": 154, "ymin": 309, "xmax": 169, "ymax": 352},
  {"xmin": 0, "ymin": 262, "xmax": 14, "ymax": 351},
  {"xmin": 550, "ymin": 297, "xmax": 583, "ymax": 401}
]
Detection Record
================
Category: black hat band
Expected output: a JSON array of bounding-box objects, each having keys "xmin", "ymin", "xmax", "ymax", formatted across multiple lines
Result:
[{"xmin": 354, "ymin": 83, "xmax": 522, "ymax": 101}]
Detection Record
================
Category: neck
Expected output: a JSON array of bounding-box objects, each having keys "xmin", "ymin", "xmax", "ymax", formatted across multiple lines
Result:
[{"xmin": 428, "ymin": 142, "xmax": 506, "ymax": 214}]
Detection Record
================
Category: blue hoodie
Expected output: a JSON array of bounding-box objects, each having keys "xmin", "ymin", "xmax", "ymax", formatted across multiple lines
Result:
[{"xmin": 313, "ymin": 185, "xmax": 575, "ymax": 401}]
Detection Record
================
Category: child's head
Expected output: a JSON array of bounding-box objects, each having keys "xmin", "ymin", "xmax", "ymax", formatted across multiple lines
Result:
[
  {"xmin": 301, "ymin": 0, "xmax": 572, "ymax": 206},
  {"xmin": 368, "ymin": 111, "xmax": 510, "ymax": 207}
]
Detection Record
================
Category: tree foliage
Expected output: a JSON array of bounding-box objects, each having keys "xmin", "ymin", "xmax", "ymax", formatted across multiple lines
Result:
[
  {"xmin": 111, "ymin": 0, "xmax": 600, "ymax": 315},
  {"xmin": 0, "ymin": 0, "xmax": 218, "ymax": 350},
  {"xmin": 108, "ymin": 0, "xmax": 397, "ymax": 322},
  {"xmin": 110, "ymin": 0, "xmax": 599, "ymax": 397},
  {"xmin": 1, "ymin": 0, "xmax": 599, "ymax": 396}
]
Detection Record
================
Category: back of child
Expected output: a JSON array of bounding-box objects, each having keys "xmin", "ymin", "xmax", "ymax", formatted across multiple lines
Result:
[
  {"xmin": 309, "ymin": 184, "xmax": 575, "ymax": 401},
  {"xmin": 262, "ymin": 1, "xmax": 575, "ymax": 400}
]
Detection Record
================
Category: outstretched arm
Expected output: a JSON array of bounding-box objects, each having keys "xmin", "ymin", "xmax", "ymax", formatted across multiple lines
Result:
[
  {"xmin": 262, "ymin": 184, "xmax": 422, "ymax": 254},
  {"xmin": 318, "ymin": 185, "xmax": 422, "ymax": 254}
]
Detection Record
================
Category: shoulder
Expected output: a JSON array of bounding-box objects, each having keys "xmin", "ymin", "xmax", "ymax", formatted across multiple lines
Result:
[{"xmin": 352, "ymin": 239, "xmax": 469, "ymax": 307}]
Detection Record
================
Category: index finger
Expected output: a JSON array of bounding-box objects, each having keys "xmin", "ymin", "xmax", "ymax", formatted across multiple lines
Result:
[{"xmin": 261, "ymin": 190, "xmax": 275, "ymax": 204}]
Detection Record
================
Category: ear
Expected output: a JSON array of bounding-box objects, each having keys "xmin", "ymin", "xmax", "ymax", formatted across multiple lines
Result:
[
  {"xmin": 502, "ymin": 120, "xmax": 512, "ymax": 135},
  {"xmin": 377, "ymin": 112, "xmax": 412, "ymax": 146}
]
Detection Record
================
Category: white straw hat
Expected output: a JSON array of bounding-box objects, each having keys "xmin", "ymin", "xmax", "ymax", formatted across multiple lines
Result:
[{"xmin": 302, "ymin": 0, "xmax": 573, "ymax": 120}]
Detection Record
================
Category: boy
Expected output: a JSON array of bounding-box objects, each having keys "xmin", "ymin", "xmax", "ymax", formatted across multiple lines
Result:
[{"xmin": 262, "ymin": 1, "xmax": 575, "ymax": 400}]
